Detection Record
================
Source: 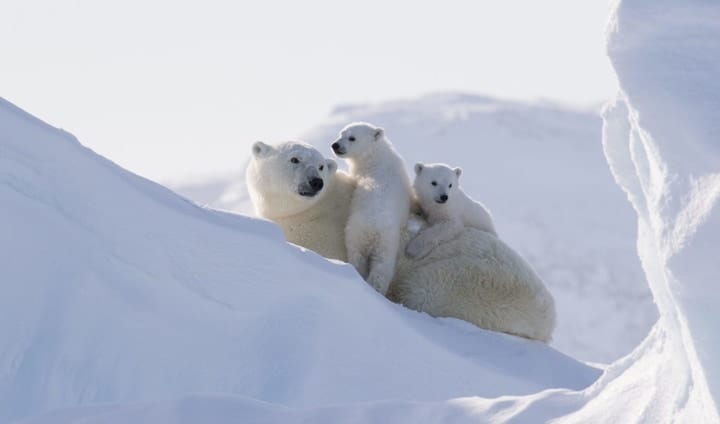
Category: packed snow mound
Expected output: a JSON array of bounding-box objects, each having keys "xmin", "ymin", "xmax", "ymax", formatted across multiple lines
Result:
[
  {"xmin": 0, "ymin": 96, "xmax": 600, "ymax": 423},
  {"xmin": 175, "ymin": 92, "xmax": 655, "ymax": 364},
  {"xmin": 599, "ymin": 0, "xmax": 720, "ymax": 418}
]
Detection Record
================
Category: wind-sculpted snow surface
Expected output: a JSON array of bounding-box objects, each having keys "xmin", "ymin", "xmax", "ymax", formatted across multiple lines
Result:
[
  {"xmin": 597, "ymin": 0, "xmax": 720, "ymax": 419},
  {"xmin": 6, "ymin": 0, "xmax": 720, "ymax": 420},
  {"xmin": 0, "ymin": 95, "xmax": 599, "ymax": 423}
]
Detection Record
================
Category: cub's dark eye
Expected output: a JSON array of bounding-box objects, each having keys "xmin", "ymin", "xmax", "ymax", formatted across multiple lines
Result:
[
  {"xmin": 319, "ymin": 165, "xmax": 324, "ymax": 171},
  {"xmin": 290, "ymin": 157, "xmax": 300, "ymax": 164},
  {"xmin": 348, "ymin": 136, "xmax": 356, "ymax": 142},
  {"xmin": 431, "ymin": 181, "xmax": 437, "ymax": 186},
  {"xmin": 449, "ymin": 184, "xmax": 453, "ymax": 188}
]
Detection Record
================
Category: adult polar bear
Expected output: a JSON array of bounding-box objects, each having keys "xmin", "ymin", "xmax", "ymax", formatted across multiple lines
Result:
[
  {"xmin": 246, "ymin": 140, "xmax": 350, "ymax": 261},
  {"xmin": 245, "ymin": 140, "xmax": 556, "ymax": 342}
]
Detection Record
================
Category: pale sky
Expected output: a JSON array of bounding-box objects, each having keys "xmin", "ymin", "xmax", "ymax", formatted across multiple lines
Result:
[{"xmin": 1, "ymin": 0, "xmax": 617, "ymax": 182}]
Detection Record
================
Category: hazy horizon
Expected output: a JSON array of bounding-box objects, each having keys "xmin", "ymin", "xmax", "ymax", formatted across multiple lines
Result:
[{"xmin": 1, "ymin": 0, "xmax": 618, "ymax": 182}]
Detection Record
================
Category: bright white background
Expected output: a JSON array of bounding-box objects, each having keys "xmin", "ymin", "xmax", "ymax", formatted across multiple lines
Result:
[{"xmin": 0, "ymin": 0, "xmax": 617, "ymax": 182}]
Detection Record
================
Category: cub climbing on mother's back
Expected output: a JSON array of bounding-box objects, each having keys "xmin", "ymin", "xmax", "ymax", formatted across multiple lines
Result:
[
  {"xmin": 331, "ymin": 122, "xmax": 412, "ymax": 295},
  {"xmin": 407, "ymin": 162, "xmax": 497, "ymax": 259}
]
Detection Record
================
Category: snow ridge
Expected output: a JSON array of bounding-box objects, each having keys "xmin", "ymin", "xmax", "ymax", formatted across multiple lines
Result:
[
  {"xmin": 5, "ymin": 0, "xmax": 720, "ymax": 421},
  {"xmin": 0, "ymin": 95, "xmax": 598, "ymax": 423}
]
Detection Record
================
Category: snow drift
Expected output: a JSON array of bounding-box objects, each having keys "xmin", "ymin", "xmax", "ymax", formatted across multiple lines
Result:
[
  {"xmin": 597, "ymin": 0, "xmax": 720, "ymax": 419},
  {"xmin": 4, "ymin": 0, "xmax": 720, "ymax": 421},
  {"xmin": 0, "ymin": 95, "xmax": 598, "ymax": 423}
]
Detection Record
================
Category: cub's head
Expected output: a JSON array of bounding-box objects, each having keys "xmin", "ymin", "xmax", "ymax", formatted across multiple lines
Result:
[
  {"xmin": 246, "ymin": 141, "xmax": 338, "ymax": 218},
  {"xmin": 413, "ymin": 163, "xmax": 462, "ymax": 206},
  {"xmin": 331, "ymin": 122, "xmax": 385, "ymax": 160}
]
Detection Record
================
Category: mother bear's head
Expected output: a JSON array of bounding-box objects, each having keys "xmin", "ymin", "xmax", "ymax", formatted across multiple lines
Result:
[{"xmin": 246, "ymin": 141, "xmax": 338, "ymax": 219}]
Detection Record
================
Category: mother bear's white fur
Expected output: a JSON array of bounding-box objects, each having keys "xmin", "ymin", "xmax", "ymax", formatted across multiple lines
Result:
[
  {"xmin": 246, "ymin": 140, "xmax": 353, "ymax": 261},
  {"xmin": 246, "ymin": 140, "xmax": 556, "ymax": 342},
  {"xmin": 390, "ymin": 222, "xmax": 555, "ymax": 342}
]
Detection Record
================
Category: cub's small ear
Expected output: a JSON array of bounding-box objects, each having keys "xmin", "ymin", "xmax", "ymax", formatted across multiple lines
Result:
[
  {"xmin": 454, "ymin": 167, "xmax": 463, "ymax": 177},
  {"xmin": 414, "ymin": 163, "xmax": 424, "ymax": 175},
  {"xmin": 252, "ymin": 141, "xmax": 273, "ymax": 158},
  {"xmin": 326, "ymin": 158, "xmax": 338, "ymax": 174},
  {"xmin": 374, "ymin": 127, "xmax": 385, "ymax": 141}
]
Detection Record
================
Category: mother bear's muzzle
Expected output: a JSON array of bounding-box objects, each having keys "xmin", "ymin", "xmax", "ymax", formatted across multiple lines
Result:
[{"xmin": 298, "ymin": 177, "xmax": 324, "ymax": 197}]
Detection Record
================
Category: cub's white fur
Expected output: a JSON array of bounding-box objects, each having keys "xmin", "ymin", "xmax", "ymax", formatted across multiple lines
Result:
[
  {"xmin": 331, "ymin": 122, "xmax": 411, "ymax": 294},
  {"xmin": 407, "ymin": 163, "xmax": 497, "ymax": 259}
]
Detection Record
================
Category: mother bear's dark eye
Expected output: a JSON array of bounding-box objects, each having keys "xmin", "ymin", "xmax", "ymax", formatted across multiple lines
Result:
[
  {"xmin": 348, "ymin": 136, "xmax": 356, "ymax": 142},
  {"xmin": 431, "ymin": 181, "xmax": 437, "ymax": 186},
  {"xmin": 449, "ymin": 183, "xmax": 453, "ymax": 188},
  {"xmin": 319, "ymin": 165, "xmax": 324, "ymax": 171},
  {"xmin": 290, "ymin": 157, "xmax": 300, "ymax": 164}
]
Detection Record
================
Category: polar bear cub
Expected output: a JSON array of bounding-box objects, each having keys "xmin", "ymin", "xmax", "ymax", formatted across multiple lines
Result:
[
  {"xmin": 406, "ymin": 163, "xmax": 498, "ymax": 259},
  {"xmin": 331, "ymin": 122, "xmax": 412, "ymax": 295}
]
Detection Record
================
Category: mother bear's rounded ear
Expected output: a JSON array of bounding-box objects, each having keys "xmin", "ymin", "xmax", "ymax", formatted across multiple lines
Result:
[
  {"xmin": 252, "ymin": 141, "xmax": 273, "ymax": 158},
  {"xmin": 454, "ymin": 167, "xmax": 463, "ymax": 177},
  {"xmin": 325, "ymin": 158, "xmax": 338, "ymax": 174},
  {"xmin": 414, "ymin": 163, "xmax": 424, "ymax": 175}
]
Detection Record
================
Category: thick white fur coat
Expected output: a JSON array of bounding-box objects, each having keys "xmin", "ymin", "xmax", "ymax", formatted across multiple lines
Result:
[
  {"xmin": 334, "ymin": 123, "xmax": 412, "ymax": 295},
  {"xmin": 246, "ymin": 141, "xmax": 556, "ymax": 342}
]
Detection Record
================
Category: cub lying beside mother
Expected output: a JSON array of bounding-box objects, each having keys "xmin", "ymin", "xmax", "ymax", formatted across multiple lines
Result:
[{"xmin": 245, "ymin": 123, "xmax": 556, "ymax": 342}]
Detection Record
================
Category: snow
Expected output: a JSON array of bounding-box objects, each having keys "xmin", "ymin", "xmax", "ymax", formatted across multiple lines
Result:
[
  {"xmin": 0, "ymin": 95, "xmax": 598, "ymax": 423},
  {"xmin": 599, "ymin": 0, "xmax": 720, "ymax": 417},
  {"xmin": 174, "ymin": 93, "xmax": 655, "ymax": 364},
  {"xmin": 4, "ymin": 0, "xmax": 720, "ymax": 421}
]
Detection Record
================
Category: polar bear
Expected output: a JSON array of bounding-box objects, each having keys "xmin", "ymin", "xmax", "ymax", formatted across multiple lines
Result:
[
  {"xmin": 245, "ymin": 140, "xmax": 354, "ymax": 261},
  {"xmin": 331, "ymin": 122, "xmax": 412, "ymax": 295},
  {"xmin": 389, "ymin": 221, "xmax": 555, "ymax": 342},
  {"xmin": 246, "ymin": 141, "xmax": 556, "ymax": 342},
  {"xmin": 406, "ymin": 163, "xmax": 498, "ymax": 259}
]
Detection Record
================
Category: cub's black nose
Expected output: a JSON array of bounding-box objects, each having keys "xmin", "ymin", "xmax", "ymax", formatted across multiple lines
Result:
[
  {"xmin": 310, "ymin": 178, "xmax": 324, "ymax": 191},
  {"xmin": 440, "ymin": 194, "xmax": 448, "ymax": 202},
  {"xmin": 331, "ymin": 142, "xmax": 340, "ymax": 151}
]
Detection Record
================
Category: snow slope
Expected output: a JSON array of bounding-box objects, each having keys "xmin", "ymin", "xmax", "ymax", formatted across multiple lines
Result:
[
  {"xmin": 174, "ymin": 93, "xmax": 655, "ymax": 364},
  {"xmin": 0, "ymin": 96, "xmax": 599, "ymax": 423},
  {"xmin": 6, "ymin": 0, "xmax": 720, "ymax": 421}
]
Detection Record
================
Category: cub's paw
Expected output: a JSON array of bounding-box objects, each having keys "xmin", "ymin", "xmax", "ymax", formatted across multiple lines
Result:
[
  {"xmin": 366, "ymin": 274, "xmax": 390, "ymax": 296},
  {"xmin": 405, "ymin": 238, "xmax": 428, "ymax": 258}
]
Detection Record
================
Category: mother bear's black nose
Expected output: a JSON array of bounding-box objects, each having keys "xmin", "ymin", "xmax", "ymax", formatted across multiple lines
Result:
[
  {"xmin": 331, "ymin": 142, "xmax": 340, "ymax": 152},
  {"xmin": 440, "ymin": 194, "xmax": 448, "ymax": 202},
  {"xmin": 310, "ymin": 177, "xmax": 324, "ymax": 191}
]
